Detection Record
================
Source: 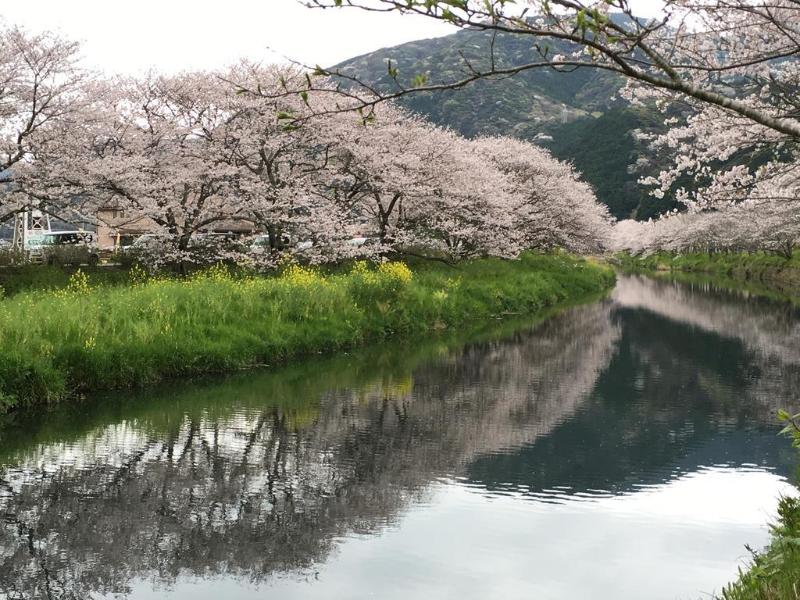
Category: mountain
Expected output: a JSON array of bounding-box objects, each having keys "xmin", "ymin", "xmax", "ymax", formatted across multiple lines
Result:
[{"xmin": 335, "ymin": 25, "xmax": 673, "ymax": 220}]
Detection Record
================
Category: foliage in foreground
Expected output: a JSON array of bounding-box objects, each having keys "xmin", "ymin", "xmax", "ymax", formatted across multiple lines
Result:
[
  {"xmin": 720, "ymin": 411, "xmax": 800, "ymax": 599},
  {"xmin": 720, "ymin": 495, "xmax": 800, "ymax": 600},
  {"xmin": 0, "ymin": 253, "xmax": 613, "ymax": 412}
]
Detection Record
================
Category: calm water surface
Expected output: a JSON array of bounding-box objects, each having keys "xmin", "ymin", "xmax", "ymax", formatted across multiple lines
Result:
[{"xmin": 2, "ymin": 275, "xmax": 799, "ymax": 599}]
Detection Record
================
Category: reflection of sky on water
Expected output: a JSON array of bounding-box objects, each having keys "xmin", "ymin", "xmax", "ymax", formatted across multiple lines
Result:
[{"xmin": 121, "ymin": 467, "xmax": 795, "ymax": 600}]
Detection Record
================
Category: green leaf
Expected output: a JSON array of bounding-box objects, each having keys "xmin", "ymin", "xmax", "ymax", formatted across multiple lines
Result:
[
  {"xmin": 387, "ymin": 60, "xmax": 399, "ymax": 80},
  {"xmin": 411, "ymin": 73, "xmax": 429, "ymax": 88}
]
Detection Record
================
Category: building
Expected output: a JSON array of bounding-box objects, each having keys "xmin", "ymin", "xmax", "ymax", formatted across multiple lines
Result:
[{"xmin": 95, "ymin": 207, "xmax": 257, "ymax": 250}]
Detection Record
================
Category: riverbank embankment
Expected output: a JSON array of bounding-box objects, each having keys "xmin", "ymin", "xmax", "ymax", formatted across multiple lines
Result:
[{"xmin": 0, "ymin": 253, "xmax": 614, "ymax": 412}]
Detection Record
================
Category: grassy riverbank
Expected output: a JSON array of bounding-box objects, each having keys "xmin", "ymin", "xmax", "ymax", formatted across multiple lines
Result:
[
  {"xmin": 720, "ymin": 495, "xmax": 800, "ymax": 599},
  {"xmin": 614, "ymin": 251, "xmax": 800, "ymax": 298},
  {"xmin": 721, "ymin": 411, "xmax": 800, "ymax": 598},
  {"xmin": 0, "ymin": 253, "xmax": 614, "ymax": 412}
]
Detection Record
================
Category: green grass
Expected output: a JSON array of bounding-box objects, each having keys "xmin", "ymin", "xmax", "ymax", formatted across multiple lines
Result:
[
  {"xmin": 0, "ymin": 253, "xmax": 614, "ymax": 412},
  {"xmin": 613, "ymin": 251, "xmax": 800, "ymax": 299},
  {"xmin": 721, "ymin": 417, "xmax": 800, "ymax": 598},
  {"xmin": 720, "ymin": 495, "xmax": 800, "ymax": 600},
  {"xmin": 0, "ymin": 263, "xmax": 133, "ymax": 297},
  {"xmin": 614, "ymin": 250, "xmax": 800, "ymax": 274}
]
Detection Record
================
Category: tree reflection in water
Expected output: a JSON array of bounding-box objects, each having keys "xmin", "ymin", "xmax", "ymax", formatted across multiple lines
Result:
[{"xmin": 1, "ymin": 276, "xmax": 798, "ymax": 599}]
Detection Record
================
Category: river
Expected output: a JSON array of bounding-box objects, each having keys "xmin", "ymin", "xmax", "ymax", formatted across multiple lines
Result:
[{"xmin": 1, "ymin": 274, "xmax": 799, "ymax": 599}]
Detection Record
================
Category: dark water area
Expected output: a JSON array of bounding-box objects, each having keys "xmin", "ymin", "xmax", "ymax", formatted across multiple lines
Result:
[{"xmin": 1, "ymin": 275, "xmax": 799, "ymax": 599}]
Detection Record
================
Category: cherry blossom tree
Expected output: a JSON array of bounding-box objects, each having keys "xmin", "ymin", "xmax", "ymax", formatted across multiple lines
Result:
[
  {"xmin": 320, "ymin": 103, "xmax": 519, "ymax": 258},
  {"xmin": 25, "ymin": 70, "xmax": 258, "ymax": 267},
  {"xmin": 0, "ymin": 24, "xmax": 86, "ymax": 222},
  {"xmin": 222, "ymin": 63, "xmax": 354, "ymax": 262},
  {"xmin": 320, "ymin": 103, "xmax": 611, "ymax": 260},
  {"xmin": 610, "ymin": 218, "xmax": 656, "ymax": 255},
  {"xmin": 325, "ymin": 104, "xmax": 453, "ymax": 246},
  {"xmin": 397, "ymin": 142, "xmax": 522, "ymax": 259},
  {"xmin": 472, "ymin": 136, "xmax": 613, "ymax": 254},
  {"xmin": 317, "ymin": 106, "xmax": 606, "ymax": 260},
  {"xmin": 8, "ymin": 21, "xmax": 614, "ymax": 267},
  {"xmin": 27, "ymin": 66, "xmax": 373, "ymax": 267}
]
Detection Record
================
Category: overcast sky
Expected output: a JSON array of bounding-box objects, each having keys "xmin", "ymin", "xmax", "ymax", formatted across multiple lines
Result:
[
  {"xmin": 1, "ymin": 0, "xmax": 664, "ymax": 75},
  {"xmin": 0, "ymin": 0, "xmax": 457, "ymax": 74}
]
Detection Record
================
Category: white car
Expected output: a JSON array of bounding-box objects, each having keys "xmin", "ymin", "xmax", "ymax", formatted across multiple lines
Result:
[{"xmin": 32, "ymin": 231, "xmax": 101, "ymax": 266}]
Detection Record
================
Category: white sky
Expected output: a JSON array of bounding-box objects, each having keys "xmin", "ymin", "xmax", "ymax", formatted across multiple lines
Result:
[
  {"xmin": 0, "ymin": 0, "xmax": 457, "ymax": 74},
  {"xmin": 0, "ymin": 0, "xmax": 665, "ymax": 75}
]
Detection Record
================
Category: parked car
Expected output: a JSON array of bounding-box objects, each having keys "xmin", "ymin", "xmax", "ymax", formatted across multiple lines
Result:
[
  {"xmin": 31, "ymin": 231, "xmax": 101, "ymax": 266},
  {"xmin": 249, "ymin": 233, "xmax": 293, "ymax": 252}
]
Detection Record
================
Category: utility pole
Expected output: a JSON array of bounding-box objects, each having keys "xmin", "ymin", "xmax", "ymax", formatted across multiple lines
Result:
[{"xmin": 11, "ymin": 208, "xmax": 52, "ymax": 252}]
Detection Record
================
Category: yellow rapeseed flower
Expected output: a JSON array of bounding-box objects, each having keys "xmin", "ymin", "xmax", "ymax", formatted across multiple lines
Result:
[{"xmin": 377, "ymin": 261, "xmax": 413, "ymax": 284}]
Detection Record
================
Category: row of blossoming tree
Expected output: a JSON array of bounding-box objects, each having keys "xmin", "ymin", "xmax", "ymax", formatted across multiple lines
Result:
[
  {"xmin": 613, "ymin": 201, "xmax": 800, "ymax": 257},
  {"xmin": 0, "ymin": 24, "xmax": 614, "ymax": 268},
  {"xmin": 293, "ymin": 0, "xmax": 798, "ymax": 260}
]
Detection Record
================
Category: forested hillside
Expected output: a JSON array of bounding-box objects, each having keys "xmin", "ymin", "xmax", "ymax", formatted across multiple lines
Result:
[{"xmin": 335, "ymin": 25, "xmax": 672, "ymax": 219}]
